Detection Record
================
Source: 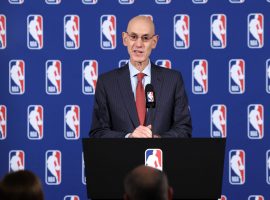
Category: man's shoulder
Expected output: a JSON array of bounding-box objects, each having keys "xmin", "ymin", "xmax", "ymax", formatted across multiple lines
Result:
[
  {"xmin": 98, "ymin": 65, "xmax": 128, "ymax": 81},
  {"xmin": 152, "ymin": 63, "xmax": 182, "ymax": 78}
]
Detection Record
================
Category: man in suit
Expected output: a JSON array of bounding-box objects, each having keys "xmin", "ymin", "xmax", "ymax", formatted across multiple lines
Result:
[{"xmin": 90, "ymin": 15, "xmax": 192, "ymax": 138}]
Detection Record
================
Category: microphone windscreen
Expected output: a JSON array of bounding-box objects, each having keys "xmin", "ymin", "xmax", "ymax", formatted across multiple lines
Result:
[{"xmin": 145, "ymin": 84, "xmax": 156, "ymax": 108}]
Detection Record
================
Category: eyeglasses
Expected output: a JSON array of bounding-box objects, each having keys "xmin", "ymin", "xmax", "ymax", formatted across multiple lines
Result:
[{"xmin": 125, "ymin": 32, "xmax": 156, "ymax": 42}]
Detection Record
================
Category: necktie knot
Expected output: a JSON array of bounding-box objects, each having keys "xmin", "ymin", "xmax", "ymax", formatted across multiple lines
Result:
[{"xmin": 137, "ymin": 73, "xmax": 144, "ymax": 83}]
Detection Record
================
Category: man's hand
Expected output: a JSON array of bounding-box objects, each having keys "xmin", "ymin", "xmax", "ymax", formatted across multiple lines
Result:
[{"xmin": 129, "ymin": 125, "xmax": 152, "ymax": 138}]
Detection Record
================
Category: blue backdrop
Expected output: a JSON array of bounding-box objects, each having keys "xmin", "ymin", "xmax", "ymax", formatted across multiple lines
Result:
[{"xmin": 0, "ymin": 0, "xmax": 270, "ymax": 199}]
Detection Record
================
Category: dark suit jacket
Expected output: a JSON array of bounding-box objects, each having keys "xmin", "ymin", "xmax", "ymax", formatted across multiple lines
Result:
[{"xmin": 90, "ymin": 63, "xmax": 192, "ymax": 138}]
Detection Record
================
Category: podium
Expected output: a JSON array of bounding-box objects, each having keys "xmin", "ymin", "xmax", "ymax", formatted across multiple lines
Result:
[{"xmin": 82, "ymin": 138, "xmax": 226, "ymax": 200}]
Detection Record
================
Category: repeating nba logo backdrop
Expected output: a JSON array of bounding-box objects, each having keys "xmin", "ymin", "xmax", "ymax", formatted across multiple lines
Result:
[
  {"xmin": 248, "ymin": 195, "xmax": 264, "ymax": 200},
  {"xmin": 100, "ymin": 15, "xmax": 116, "ymax": 49},
  {"xmin": 45, "ymin": 0, "xmax": 61, "ymax": 4},
  {"xmin": 82, "ymin": 60, "xmax": 98, "ymax": 95},
  {"xmin": 82, "ymin": 153, "xmax": 86, "ymax": 185},
  {"xmin": 266, "ymin": 59, "xmax": 270, "ymax": 93},
  {"xmin": 229, "ymin": 59, "xmax": 245, "ymax": 94},
  {"xmin": 192, "ymin": 0, "xmax": 207, "ymax": 3},
  {"xmin": 9, "ymin": 60, "xmax": 25, "ymax": 95},
  {"xmin": 0, "ymin": 105, "xmax": 7, "ymax": 140},
  {"xmin": 9, "ymin": 150, "xmax": 25, "ymax": 172},
  {"xmin": 229, "ymin": 149, "xmax": 245, "ymax": 185},
  {"xmin": 248, "ymin": 13, "xmax": 264, "ymax": 48},
  {"xmin": 229, "ymin": 0, "xmax": 245, "ymax": 3},
  {"xmin": 155, "ymin": 59, "xmax": 171, "ymax": 69},
  {"xmin": 119, "ymin": 0, "xmax": 134, "ymax": 4},
  {"xmin": 118, "ymin": 59, "xmax": 128, "ymax": 68},
  {"xmin": 27, "ymin": 15, "xmax": 43, "ymax": 49},
  {"xmin": 46, "ymin": 150, "xmax": 61, "ymax": 185},
  {"xmin": 145, "ymin": 149, "xmax": 162, "ymax": 171},
  {"xmin": 210, "ymin": 105, "xmax": 226, "ymax": 138},
  {"xmin": 220, "ymin": 195, "xmax": 227, "ymax": 200},
  {"xmin": 82, "ymin": 0, "xmax": 98, "ymax": 4},
  {"xmin": 174, "ymin": 14, "xmax": 189, "ymax": 49},
  {"xmin": 211, "ymin": 14, "xmax": 226, "ymax": 49},
  {"xmin": 155, "ymin": 0, "xmax": 171, "ymax": 4},
  {"xmin": 64, "ymin": 105, "xmax": 80, "ymax": 140},
  {"xmin": 64, "ymin": 15, "xmax": 80, "ymax": 49},
  {"xmin": 27, "ymin": 105, "xmax": 43, "ymax": 140},
  {"xmin": 0, "ymin": 15, "xmax": 7, "ymax": 49},
  {"xmin": 267, "ymin": 150, "xmax": 270, "ymax": 184},
  {"xmin": 64, "ymin": 195, "xmax": 80, "ymax": 200},
  {"xmin": 8, "ymin": 0, "xmax": 24, "ymax": 3},
  {"xmin": 248, "ymin": 104, "xmax": 264, "ymax": 139},
  {"xmin": 46, "ymin": 60, "xmax": 62, "ymax": 95},
  {"xmin": 192, "ymin": 59, "xmax": 208, "ymax": 94}
]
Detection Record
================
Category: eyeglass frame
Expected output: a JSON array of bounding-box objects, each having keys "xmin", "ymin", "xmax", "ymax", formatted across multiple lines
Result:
[{"xmin": 124, "ymin": 32, "xmax": 158, "ymax": 42}]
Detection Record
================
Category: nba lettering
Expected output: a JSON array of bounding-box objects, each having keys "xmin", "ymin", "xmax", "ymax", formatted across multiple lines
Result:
[
  {"xmin": 248, "ymin": 13, "xmax": 263, "ymax": 48},
  {"xmin": 248, "ymin": 104, "xmax": 264, "ymax": 139},
  {"xmin": 145, "ymin": 149, "xmax": 163, "ymax": 171},
  {"xmin": 46, "ymin": 60, "xmax": 61, "ymax": 95},
  {"xmin": 0, "ymin": 15, "xmax": 6, "ymax": 49},
  {"xmin": 64, "ymin": 15, "xmax": 80, "ymax": 49},
  {"xmin": 192, "ymin": 59, "xmax": 208, "ymax": 94},
  {"xmin": 266, "ymin": 59, "xmax": 270, "ymax": 93},
  {"xmin": 211, "ymin": 14, "xmax": 226, "ymax": 49},
  {"xmin": 9, "ymin": 150, "xmax": 25, "ymax": 172},
  {"xmin": 45, "ymin": 0, "xmax": 61, "ymax": 4},
  {"xmin": 248, "ymin": 195, "xmax": 264, "ymax": 200},
  {"xmin": 118, "ymin": 59, "xmax": 128, "ymax": 68},
  {"xmin": 174, "ymin": 14, "xmax": 190, "ymax": 49},
  {"xmin": 100, "ymin": 15, "xmax": 116, "ymax": 49},
  {"xmin": 229, "ymin": 149, "xmax": 245, "ymax": 185},
  {"xmin": 211, "ymin": 105, "xmax": 226, "ymax": 138},
  {"xmin": 27, "ymin": 15, "xmax": 43, "ymax": 49},
  {"xmin": 155, "ymin": 59, "xmax": 171, "ymax": 69},
  {"xmin": 46, "ymin": 150, "xmax": 61, "ymax": 185},
  {"xmin": 0, "ymin": 105, "xmax": 7, "ymax": 140},
  {"xmin": 266, "ymin": 150, "xmax": 270, "ymax": 184},
  {"xmin": 229, "ymin": 59, "xmax": 245, "ymax": 94},
  {"xmin": 64, "ymin": 105, "xmax": 80, "ymax": 140},
  {"xmin": 9, "ymin": 60, "xmax": 25, "ymax": 95},
  {"xmin": 27, "ymin": 105, "xmax": 43, "ymax": 140},
  {"xmin": 82, "ymin": 60, "xmax": 98, "ymax": 95}
]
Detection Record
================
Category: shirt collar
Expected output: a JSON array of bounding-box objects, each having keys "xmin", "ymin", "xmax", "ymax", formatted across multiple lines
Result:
[{"xmin": 128, "ymin": 60, "xmax": 151, "ymax": 77}]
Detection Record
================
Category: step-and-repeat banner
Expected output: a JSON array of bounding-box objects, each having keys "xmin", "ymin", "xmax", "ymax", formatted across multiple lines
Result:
[{"xmin": 0, "ymin": 0, "xmax": 270, "ymax": 199}]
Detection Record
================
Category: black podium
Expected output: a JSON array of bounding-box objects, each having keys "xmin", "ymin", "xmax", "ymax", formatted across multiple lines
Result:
[{"xmin": 82, "ymin": 138, "xmax": 226, "ymax": 200}]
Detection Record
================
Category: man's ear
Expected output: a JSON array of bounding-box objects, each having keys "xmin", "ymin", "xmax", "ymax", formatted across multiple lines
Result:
[
  {"xmin": 151, "ymin": 35, "xmax": 159, "ymax": 49},
  {"xmin": 122, "ymin": 32, "xmax": 128, "ymax": 46}
]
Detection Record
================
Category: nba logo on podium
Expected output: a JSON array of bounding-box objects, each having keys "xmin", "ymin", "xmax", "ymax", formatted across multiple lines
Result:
[
  {"xmin": 220, "ymin": 195, "xmax": 227, "ymax": 200},
  {"xmin": 0, "ymin": 15, "xmax": 7, "ymax": 49},
  {"xmin": 82, "ymin": 60, "xmax": 98, "ymax": 95},
  {"xmin": 248, "ymin": 104, "xmax": 264, "ymax": 139},
  {"xmin": 46, "ymin": 60, "xmax": 62, "ymax": 95},
  {"xmin": 266, "ymin": 59, "xmax": 270, "ymax": 94},
  {"xmin": 0, "ymin": 105, "xmax": 7, "ymax": 140},
  {"xmin": 229, "ymin": 59, "xmax": 245, "ymax": 94},
  {"xmin": 174, "ymin": 14, "xmax": 189, "ymax": 49},
  {"xmin": 64, "ymin": 195, "xmax": 80, "ymax": 200},
  {"xmin": 64, "ymin": 105, "xmax": 80, "ymax": 140},
  {"xmin": 27, "ymin": 15, "xmax": 43, "ymax": 49},
  {"xmin": 210, "ymin": 105, "xmax": 226, "ymax": 138},
  {"xmin": 9, "ymin": 60, "xmax": 25, "ymax": 95},
  {"xmin": 211, "ymin": 14, "xmax": 226, "ymax": 49},
  {"xmin": 229, "ymin": 149, "xmax": 245, "ymax": 185},
  {"xmin": 156, "ymin": 59, "xmax": 171, "ymax": 69},
  {"xmin": 248, "ymin": 195, "xmax": 264, "ymax": 200},
  {"xmin": 64, "ymin": 15, "xmax": 80, "ymax": 49},
  {"xmin": 9, "ymin": 150, "xmax": 25, "ymax": 172},
  {"xmin": 100, "ymin": 15, "xmax": 116, "ymax": 49},
  {"xmin": 27, "ymin": 105, "xmax": 43, "ymax": 140},
  {"xmin": 145, "ymin": 149, "xmax": 163, "ymax": 171},
  {"xmin": 46, "ymin": 150, "xmax": 61, "ymax": 185},
  {"xmin": 248, "ymin": 13, "xmax": 264, "ymax": 48},
  {"xmin": 192, "ymin": 59, "xmax": 208, "ymax": 94}
]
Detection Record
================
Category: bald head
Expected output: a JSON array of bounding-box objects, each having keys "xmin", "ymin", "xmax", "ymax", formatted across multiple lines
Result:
[{"xmin": 127, "ymin": 16, "xmax": 155, "ymax": 35}]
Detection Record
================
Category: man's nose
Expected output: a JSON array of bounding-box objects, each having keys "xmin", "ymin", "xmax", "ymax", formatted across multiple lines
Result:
[{"xmin": 134, "ymin": 37, "xmax": 143, "ymax": 46}]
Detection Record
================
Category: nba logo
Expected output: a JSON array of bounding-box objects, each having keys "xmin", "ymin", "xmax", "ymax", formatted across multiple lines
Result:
[
  {"xmin": 155, "ymin": 0, "xmax": 171, "ymax": 4},
  {"xmin": 192, "ymin": 0, "xmax": 208, "ymax": 3},
  {"xmin": 248, "ymin": 13, "xmax": 264, "ymax": 48},
  {"xmin": 82, "ymin": 153, "xmax": 86, "ymax": 185},
  {"xmin": 64, "ymin": 196, "xmax": 80, "ymax": 200},
  {"xmin": 229, "ymin": 149, "xmax": 245, "ymax": 185},
  {"xmin": 211, "ymin": 14, "xmax": 226, "ymax": 49},
  {"xmin": 229, "ymin": 0, "xmax": 245, "ymax": 3},
  {"xmin": 248, "ymin": 104, "xmax": 264, "ymax": 139},
  {"xmin": 266, "ymin": 59, "xmax": 270, "ymax": 93},
  {"xmin": 28, "ymin": 105, "xmax": 43, "ymax": 140},
  {"xmin": 45, "ymin": 0, "xmax": 61, "ymax": 4},
  {"xmin": 192, "ymin": 59, "xmax": 208, "ymax": 94},
  {"xmin": 27, "ymin": 15, "xmax": 43, "ymax": 49},
  {"xmin": 82, "ymin": 60, "xmax": 98, "ymax": 95},
  {"xmin": 211, "ymin": 105, "xmax": 226, "ymax": 138},
  {"xmin": 0, "ymin": 105, "xmax": 7, "ymax": 140},
  {"xmin": 9, "ymin": 60, "xmax": 25, "ymax": 95},
  {"xmin": 64, "ymin": 105, "xmax": 80, "ymax": 140},
  {"xmin": 45, "ymin": 150, "xmax": 61, "ymax": 185},
  {"xmin": 9, "ymin": 150, "xmax": 25, "ymax": 172},
  {"xmin": 119, "ymin": 0, "xmax": 134, "ymax": 4},
  {"xmin": 9, "ymin": 0, "xmax": 24, "ymax": 3},
  {"xmin": 119, "ymin": 59, "xmax": 128, "ymax": 68},
  {"xmin": 229, "ymin": 59, "xmax": 245, "ymax": 94},
  {"xmin": 82, "ymin": 0, "xmax": 98, "ymax": 4},
  {"xmin": 156, "ymin": 59, "xmax": 171, "ymax": 69},
  {"xmin": 46, "ymin": 60, "xmax": 62, "ymax": 95},
  {"xmin": 219, "ymin": 195, "xmax": 227, "ymax": 200},
  {"xmin": 174, "ymin": 14, "xmax": 190, "ymax": 49},
  {"xmin": 145, "ymin": 149, "xmax": 163, "ymax": 171},
  {"xmin": 266, "ymin": 150, "xmax": 270, "ymax": 184},
  {"xmin": 0, "ymin": 15, "xmax": 7, "ymax": 49},
  {"xmin": 248, "ymin": 195, "xmax": 264, "ymax": 200},
  {"xmin": 64, "ymin": 15, "xmax": 80, "ymax": 49},
  {"xmin": 100, "ymin": 15, "xmax": 116, "ymax": 49}
]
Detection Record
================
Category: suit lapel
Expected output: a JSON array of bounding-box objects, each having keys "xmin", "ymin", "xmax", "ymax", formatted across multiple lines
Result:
[{"xmin": 117, "ymin": 65, "xmax": 140, "ymax": 128}]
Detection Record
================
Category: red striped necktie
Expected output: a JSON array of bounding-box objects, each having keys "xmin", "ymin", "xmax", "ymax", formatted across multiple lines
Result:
[{"xmin": 136, "ymin": 73, "xmax": 146, "ymax": 125}]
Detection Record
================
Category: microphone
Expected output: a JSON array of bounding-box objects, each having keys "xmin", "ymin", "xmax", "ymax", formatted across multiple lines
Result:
[{"xmin": 145, "ymin": 84, "xmax": 156, "ymax": 138}]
